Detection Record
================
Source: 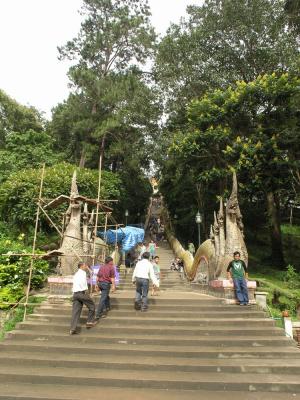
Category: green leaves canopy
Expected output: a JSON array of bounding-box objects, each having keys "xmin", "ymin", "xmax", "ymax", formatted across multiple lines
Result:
[{"xmin": 0, "ymin": 162, "xmax": 121, "ymax": 230}]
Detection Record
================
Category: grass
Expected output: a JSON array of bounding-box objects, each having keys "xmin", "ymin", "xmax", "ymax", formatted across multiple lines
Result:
[
  {"xmin": 246, "ymin": 225, "xmax": 300, "ymax": 320},
  {"xmin": 0, "ymin": 296, "xmax": 46, "ymax": 341},
  {"xmin": 281, "ymin": 224, "xmax": 300, "ymax": 236}
]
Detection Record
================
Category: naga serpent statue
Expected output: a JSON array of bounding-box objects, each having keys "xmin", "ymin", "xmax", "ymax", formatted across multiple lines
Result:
[{"xmin": 162, "ymin": 172, "xmax": 248, "ymax": 283}]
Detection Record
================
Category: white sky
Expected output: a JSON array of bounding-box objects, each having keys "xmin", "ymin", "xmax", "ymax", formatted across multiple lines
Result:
[{"xmin": 0, "ymin": 0, "xmax": 200, "ymax": 118}]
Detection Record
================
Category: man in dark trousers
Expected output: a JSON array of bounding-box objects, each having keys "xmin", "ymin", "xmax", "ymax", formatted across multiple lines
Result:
[
  {"xmin": 227, "ymin": 251, "xmax": 250, "ymax": 306},
  {"xmin": 95, "ymin": 256, "xmax": 116, "ymax": 320},
  {"xmin": 132, "ymin": 252, "xmax": 158, "ymax": 312},
  {"xmin": 70, "ymin": 262, "xmax": 96, "ymax": 335}
]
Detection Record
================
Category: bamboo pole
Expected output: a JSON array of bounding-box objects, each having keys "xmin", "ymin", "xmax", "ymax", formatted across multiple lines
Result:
[
  {"xmin": 38, "ymin": 205, "xmax": 63, "ymax": 237},
  {"xmin": 102, "ymin": 212, "xmax": 109, "ymax": 263},
  {"xmin": 90, "ymin": 136, "xmax": 105, "ymax": 293},
  {"xmin": 23, "ymin": 164, "xmax": 45, "ymax": 320}
]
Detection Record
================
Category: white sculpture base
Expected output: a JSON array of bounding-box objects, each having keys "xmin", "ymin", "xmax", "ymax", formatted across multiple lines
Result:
[{"xmin": 209, "ymin": 279, "xmax": 257, "ymax": 304}]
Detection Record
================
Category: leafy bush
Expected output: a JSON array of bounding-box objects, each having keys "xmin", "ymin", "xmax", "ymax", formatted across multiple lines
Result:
[
  {"xmin": 0, "ymin": 162, "xmax": 121, "ymax": 232},
  {"xmin": 0, "ymin": 296, "xmax": 46, "ymax": 339},
  {"xmin": 0, "ymin": 130, "xmax": 64, "ymax": 184},
  {"xmin": 0, "ymin": 285, "xmax": 24, "ymax": 309},
  {"xmin": 0, "ymin": 236, "xmax": 49, "ymax": 309},
  {"xmin": 284, "ymin": 264, "xmax": 300, "ymax": 289},
  {"xmin": 254, "ymin": 273, "xmax": 300, "ymax": 318}
]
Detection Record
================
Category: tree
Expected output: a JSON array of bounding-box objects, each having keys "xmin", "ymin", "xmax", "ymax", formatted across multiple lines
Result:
[
  {"xmin": 56, "ymin": 0, "xmax": 157, "ymax": 167},
  {"xmin": 0, "ymin": 89, "xmax": 43, "ymax": 147},
  {"xmin": 285, "ymin": 0, "xmax": 300, "ymax": 32},
  {"xmin": 168, "ymin": 73, "xmax": 300, "ymax": 267},
  {"xmin": 0, "ymin": 130, "xmax": 64, "ymax": 183},
  {"xmin": 154, "ymin": 0, "xmax": 299, "ymax": 115}
]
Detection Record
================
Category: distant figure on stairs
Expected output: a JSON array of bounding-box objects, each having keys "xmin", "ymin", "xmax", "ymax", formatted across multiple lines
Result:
[
  {"xmin": 227, "ymin": 251, "xmax": 250, "ymax": 306},
  {"xmin": 132, "ymin": 252, "xmax": 159, "ymax": 312},
  {"xmin": 188, "ymin": 241, "xmax": 195, "ymax": 256},
  {"xmin": 170, "ymin": 257, "xmax": 184, "ymax": 272},
  {"xmin": 148, "ymin": 239, "xmax": 156, "ymax": 260},
  {"xmin": 70, "ymin": 262, "xmax": 96, "ymax": 335},
  {"xmin": 137, "ymin": 242, "xmax": 147, "ymax": 261},
  {"xmin": 151, "ymin": 256, "xmax": 161, "ymax": 296}
]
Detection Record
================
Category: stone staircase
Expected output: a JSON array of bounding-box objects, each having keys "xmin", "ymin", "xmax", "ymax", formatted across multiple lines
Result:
[{"xmin": 0, "ymin": 241, "xmax": 300, "ymax": 399}]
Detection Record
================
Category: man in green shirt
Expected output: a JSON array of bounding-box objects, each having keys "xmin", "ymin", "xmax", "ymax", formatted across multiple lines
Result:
[{"xmin": 227, "ymin": 251, "xmax": 250, "ymax": 306}]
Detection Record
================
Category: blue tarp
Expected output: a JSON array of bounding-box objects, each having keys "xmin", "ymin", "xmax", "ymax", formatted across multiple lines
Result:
[{"xmin": 97, "ymin": 226, "xmax": 145, "ymax": 252}]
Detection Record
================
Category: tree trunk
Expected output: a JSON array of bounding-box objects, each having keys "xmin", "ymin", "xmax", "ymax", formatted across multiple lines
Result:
[
  {"xmin": 79, "ymin": 149, "xmax": 86, "ymax": 168},
  {"xmin": 266, "ymin": 191, "xmax": 285, "ymax": 267}
]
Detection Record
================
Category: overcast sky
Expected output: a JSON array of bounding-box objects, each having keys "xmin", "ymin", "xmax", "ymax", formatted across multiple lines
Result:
[{"xmin": 0, "ymin": 0, "xmax": 200, "ymax": 118}]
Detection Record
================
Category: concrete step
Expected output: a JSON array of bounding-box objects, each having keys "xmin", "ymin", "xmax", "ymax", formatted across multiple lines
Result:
[
  {"xmin": 5, "ymin": 329, "xmax": 292, "ymax": 348},
  {"xmin": 0, "ymin": 384, "xmax": 299, "ymax": 400},
  {"xmin": 85, "ymin": 297, "xmax": 223, "ymax": 305},
  {"xmin": 1, "ymin": 351, "xmax": 300, "ymax": 374},
  {"xmin": 2, "ymin": 340, "xmax": 298, "ymax": 359},
  {"xmin": 35, "ymin": 303, "xmax": 242, "ymax": 312},
  {"xmin": 28, "ymin": 309, "xmax": 266, "ymax": 319},
  {"xmin": 16, "ymin": 316, "xmax": 276, "ymax": 327},
  {"xmin": 1, "ymin": 235, "xmax": 299, "ymax": 399},
  {"xmin": 0, "ymin": 365, "xmax": 299, "ymax": 392},
  {"xmin": 5, "ymin": 324, "xmax": 285, "ymax": 336}
]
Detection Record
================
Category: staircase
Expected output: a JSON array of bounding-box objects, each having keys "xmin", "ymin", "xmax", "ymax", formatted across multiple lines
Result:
[{"xmin": 0, "ymin": 241, "xmax": 300, "ymax": 399}]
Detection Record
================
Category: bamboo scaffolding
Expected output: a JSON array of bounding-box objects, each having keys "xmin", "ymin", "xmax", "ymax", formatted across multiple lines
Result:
[
  {"xmin": 38, "ymin": 204, "xmax": 63, "ymax": 237},
  {"xmin": 2, "ymin": 144, "xmax": 126, "ymax": 320}
]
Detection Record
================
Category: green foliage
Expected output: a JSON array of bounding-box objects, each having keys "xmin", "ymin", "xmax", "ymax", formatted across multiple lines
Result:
[
  {"xmin": 252, "ymin": 271, "xmax": 300, "ymax": 317},
  {"xmin": 0, "ymin": 236, "xmax": 49, "ymax": 309},
  {"xmin": 285, "ymin": 0, "xmax": 300, "ymax": 32},
  {"xmin": 53, "ymin": 0, "xmax": 159, "ymax": 171},
  {"xmin": 58, "ymin": 0, "xmax": 155, "ymax": 74},
  {"xmin": 0, "ymin": 235, "xmax": 49, "ymax": 309},
  {"xmin": 284, "ymin": 264, "xmax": 300, "ymax": 289},
  {"xmin": 0, "ymin": 162, "xmax": 121, "ymax": 231},
  {"xmin": 0, "ymin": 296, "xmax": 45, "ymax": 339},
  {"xmin": 0, "ymin": 130, "xmax": 64, "ymax": 183},
  {"xmin": 0, "ymin": 285, "xmax": 25, "ymax": 310},
  {"xmin": 154, "ymin": 0, "xmax": 299, "ymax": 114},
  {"xmin": 164, "ymin": 73, "xmax": 300, "ymax": 265},
  {"xmin": 117, "ymin": 165, "xmax": 152, "ymax": 222},
  {"xmin": 281, "ymin": 224, "xmax": 300, "ymax": 236},
  {"xmin": 0, "ymin": 89, "xmax": 43, "ymax": 147}
]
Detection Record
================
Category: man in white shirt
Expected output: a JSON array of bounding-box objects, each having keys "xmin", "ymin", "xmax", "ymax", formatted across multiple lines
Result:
[
  {"xmin": 132, "ymin": 252, "xmax": 159, "ymax": 312},
  {"xmin": 70, "ymin": 262, "xmax": 96, "ymax": 335}
]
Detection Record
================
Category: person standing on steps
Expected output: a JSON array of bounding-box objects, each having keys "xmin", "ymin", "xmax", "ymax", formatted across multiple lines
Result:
[
  {"xmin": 70, "ymin": 262, "xmax": 96, "ymax": 335},
  {"xmin": 95, "ymin": 256, "xmax": 116, "ymax": 320},
  {"xmin": 132, "ymin": 251, "xmax": 159, "ymax": 312},
  {"xmin": 227, "ymin": 251, "xmax": 250, "ymax": 306}
]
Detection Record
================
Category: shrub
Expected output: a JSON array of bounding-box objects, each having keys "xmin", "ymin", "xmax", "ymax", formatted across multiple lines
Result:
[
  {"xmin": 0, "ymin": 236, "xmax": 49, "ymax": 309},
  {"xmin": 0, "ymin": 285, "xmax": 24, "ymax": 309},
  {"xmin": 284, "ymin": 264, "xmax": 300, "ymax": 289},
  {"xmin": 0, "ymin": 162, "xmax": 121, "ymax": 232}
]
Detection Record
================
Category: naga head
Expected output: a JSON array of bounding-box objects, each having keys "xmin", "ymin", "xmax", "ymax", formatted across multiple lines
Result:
[
  {"xmin": 210, "ymin": 224, "xmax": 215, "ymax": 244},
  {"xmin": 217, "ymin": 197, "xmax": 225, "ymax": 227},
  {"xmin": 213, "ymin": 211, "xmax": 220, "ymax": 235},
  {"xmin": 226, "ymin": 172, "xmax": 239, "ymax": 221}
]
